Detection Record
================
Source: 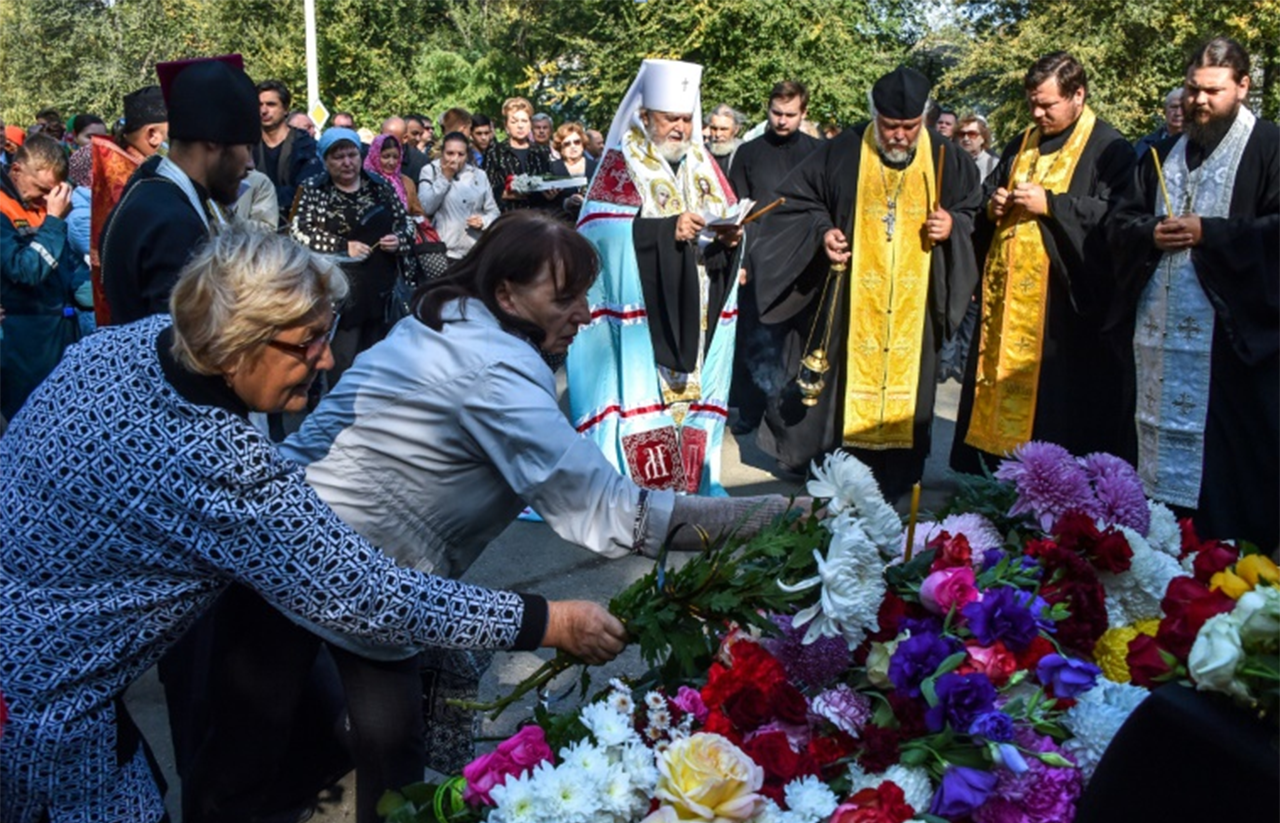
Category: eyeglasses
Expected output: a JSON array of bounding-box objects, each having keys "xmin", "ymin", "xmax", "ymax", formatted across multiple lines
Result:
[
  {"xmin": 266, "ymin": 313, "xmax": 340, "ymax": 361},
  {"xmin": 560, "ymin": 138, "xmax": 583, "ymax": 146},
  {"xmin": 958, "ymin": 130, "xmax": 981, "ymax": 139}
]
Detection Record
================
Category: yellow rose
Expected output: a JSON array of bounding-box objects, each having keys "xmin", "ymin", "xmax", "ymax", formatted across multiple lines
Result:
[
  {"xmin": 1210, "ymin": 569, "xmax": 1251, "ymax": 600},
  {"xmin": 651, "ymin": 733, "xmax": 763, "ymax": 822},
  {"xmin": 1234, "ymin": 555, "xmax": 1280, "ymax": 589}
]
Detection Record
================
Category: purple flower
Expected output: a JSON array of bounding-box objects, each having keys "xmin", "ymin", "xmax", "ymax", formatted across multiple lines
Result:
[
  {"xmin": 888, "ymin": 632, "xmax": 961, "ymax": 697},
  {"xmin": 1036, "ymin": 653, "xmax": 1102, "ymax": 698},
  {"xmin": 1081, "ymin": 451, "xmax": 1150, "ymax": 534},
  {"xmin": 765, "ymin": 613, "xmax": 851, "ymax": 690},
  {"xmin": 930, "ymin": 765, "xmax": 998, "ymax": 818},
  {"xmin": 974, "ymin": 731, "xmax": 1082, "ymax": 823},
  {"xmin": 926, "ymin": 672, "xmax": 998, "ymax": 733},
  {"xmin": 982, "ymin": 548, "xmax": 1042, "ymax": 576},
  {"xmin": 962, "ymin": 587, "xmax": 1046, "ymax": 652},
  {"xmin": 996, "ymin": 441, "xmax": 1099, "ymax": 530},
  {"xmin": 968, "ymin": 710, "xmax": 1016, "ymax": 742}
]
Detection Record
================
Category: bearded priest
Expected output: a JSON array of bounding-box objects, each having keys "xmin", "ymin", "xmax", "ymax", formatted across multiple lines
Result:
[
  {"xmin": 951, "ymin": 52, "xmax": 1135, "ymax": 475},
  {"xmin": 751, "ymin": 66, "xmax": 982, "ymax": 499},
  {"xmin": 568, "ymin": 59, "xmax": 743, "ymax": 495},
  {"xmin": 1109, "ymin": 36, "xmax": 1279, "ymax": 551}
]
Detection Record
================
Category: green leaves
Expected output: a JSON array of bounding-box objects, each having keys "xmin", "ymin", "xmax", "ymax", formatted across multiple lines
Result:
[{"xmin": 609, "ymin": 508, "xmax": 823, "ymax": 686}]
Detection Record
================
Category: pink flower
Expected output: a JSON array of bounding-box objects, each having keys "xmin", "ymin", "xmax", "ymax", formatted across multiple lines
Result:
[
  {"xmin": 461, "ymin": 725, "xmax": 553, "ymax": 805},
  {"xmin": 920, "ymin": 567, "xmax": 980, "ymax": 615},
  {"xmin": 673, "ymin": 685, "xmax": 710, "ymax": 723}
]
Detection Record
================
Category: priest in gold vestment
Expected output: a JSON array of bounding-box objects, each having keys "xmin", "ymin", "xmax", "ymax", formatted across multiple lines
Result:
[
  {"xmin": 952, "ymin": 51, "xmax": 1136, "ymax": 473},
  {"xmin": 754, "ymin": 67, "xmax": 982, "ymax": 498}
]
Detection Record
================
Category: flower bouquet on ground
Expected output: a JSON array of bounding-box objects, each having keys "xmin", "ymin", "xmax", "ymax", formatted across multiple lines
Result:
[{"xmin": 379, "ymin": 443, "xmax": 1278, "ymax": 823}]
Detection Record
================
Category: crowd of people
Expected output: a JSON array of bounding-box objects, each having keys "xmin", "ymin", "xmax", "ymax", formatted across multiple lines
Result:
[{"xmin": 1, "ymin": 32, "xmax": 1276, "ymax": 823}]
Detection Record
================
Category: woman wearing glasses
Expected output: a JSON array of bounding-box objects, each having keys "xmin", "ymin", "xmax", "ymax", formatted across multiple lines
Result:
[
  {"xmin": 548, "ymin": 121, "xmax": 598, "ymax": 221},
  {"xmin": 0, "ymin": 225, "xmax": 625, "ymax": 823}
]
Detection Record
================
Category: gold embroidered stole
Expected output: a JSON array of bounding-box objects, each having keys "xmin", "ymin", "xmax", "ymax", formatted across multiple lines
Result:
[
  {"xmin": 842, "ymin": 127, "xmax": 935, "ymax": 449},
  {"xmin": 965, "ymin": 106, "xmax": 1097, "ymax": 455}
]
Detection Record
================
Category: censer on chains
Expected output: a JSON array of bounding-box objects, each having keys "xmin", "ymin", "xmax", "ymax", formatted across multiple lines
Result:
[{"xmin": 795, "ymin": 257, "xmax": 848, "ymax": 406}]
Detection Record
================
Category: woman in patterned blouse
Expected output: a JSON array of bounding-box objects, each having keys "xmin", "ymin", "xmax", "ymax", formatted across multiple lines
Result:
[
  {"xmin": 291, "ymin": 127, "xmax": 416, "ymax": 387},
  {"xmin": 483, "ymin": 96, "xmax": 554, "ymax": 213},
  {"xmin": 0, "ymin": 225, "xmax": 624, "ymax": 823}
]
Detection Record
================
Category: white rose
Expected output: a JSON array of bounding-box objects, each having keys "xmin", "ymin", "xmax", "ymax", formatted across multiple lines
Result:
[
  {"xmin": 1233, "ymin": 586, "xmax": 1280, "ymax": 646},
  {"xmin": 1187, "ymin": 613, "xmax": 1248, "ymax": 699}
]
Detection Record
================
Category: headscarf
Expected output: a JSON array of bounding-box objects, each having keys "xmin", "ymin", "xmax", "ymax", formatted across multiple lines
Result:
[
  {"xmin": 69, "ymin": 144, "xmax": 93, "ymax": 188},
  {"xmin": 364, "ymin": 133, "xmax": 409, "ymax": 209}
]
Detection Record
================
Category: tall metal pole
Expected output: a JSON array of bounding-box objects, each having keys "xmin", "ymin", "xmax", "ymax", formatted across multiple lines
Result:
[{"xmin": 304, "ymin": 0, "xmax": 327, "ymax": 130}]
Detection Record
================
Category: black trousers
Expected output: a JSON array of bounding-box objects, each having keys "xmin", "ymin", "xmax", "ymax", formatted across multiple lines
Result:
[{"xmin": 181, "ymin": 587, "xmax": 424, "ymax": 823}]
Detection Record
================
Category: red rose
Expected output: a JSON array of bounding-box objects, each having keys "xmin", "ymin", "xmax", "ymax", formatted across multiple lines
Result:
[
  {"xmin": 831, "ymin": 783, "xmax": 917, "ymax": 823},
  {"xmin": 1191, "ymin": 543, "xmax": 1239, "ymax": 584},
  {"xmin": 1126, "ymin": 633, "xmax": 1175, "ymax": 688},
  {"xmin": 856, "ymin": 724, "xmax": 902, "ymax": 773},
  {"xmin": 929, "ymin": 531, "xmax": 973, "ymax": 571},
  {"xmin": 742, "ymin": 730, "xmax": 818, "ymax": 804},
  {"xmin": 1053, "ymin": 511, "xmax": 1133, "ymax": 573},
  {"xmin": 724, "ymin": 685, "xmax": 771, "ymax": 731},
  {"xmin": 1015, "ymin": 635, "xmax": 1057, "ymax": 670},
  {"xmin": 866, "ymin": 592, "xmax": 909, "ymax": 645},
  {"xmin": 1156, "ymin": 580, "xmax": 1235, "ymax": 658},
  {"xmin": 1034, "ymin": 545, "xmax": 1108, "ymax": 652},
  {"xmin": 772, "ymin": 681, "xmax": 810, "ymax": 725},
  {"xmin": 961, "ymin": 641, "xmax": 1019, "ymax": 687},
  {"xmin": 808, "ymin": 730, "xmax": 858, "ymax": 772}
]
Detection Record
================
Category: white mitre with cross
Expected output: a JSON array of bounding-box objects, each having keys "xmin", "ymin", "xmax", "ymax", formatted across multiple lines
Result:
[{"xmin": 604, "ymin": 58, "xmax": 705, "ymax": 151}]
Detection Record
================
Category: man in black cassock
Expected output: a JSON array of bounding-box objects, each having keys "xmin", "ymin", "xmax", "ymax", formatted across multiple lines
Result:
[
  {"xmin": 728, "ymin": 80, "xmax": 822, "ymax": 435},
  {"xmin": 1109, "ymin": 36, "xmax": 1278, "ymax": 550},
  {"xmin": 753, "ymin": 67, "xmax": 981, "ymax": 498},
  {"xmin": 950, "ymin": 52, "xmax": 1135, "ymax": 474},
  {"xmin": 100, "ymin": 56, "xmax": 259, "ymax": 324}
]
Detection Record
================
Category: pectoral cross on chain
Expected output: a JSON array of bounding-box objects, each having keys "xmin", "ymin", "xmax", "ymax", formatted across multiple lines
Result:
[{"xmin": 882, "ymin": 209, "xmax": 896, "ymax": 241}]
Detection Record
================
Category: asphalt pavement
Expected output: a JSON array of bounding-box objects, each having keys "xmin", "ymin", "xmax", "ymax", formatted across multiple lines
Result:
[{"xmin": 125, "ymin": 379, "xmax": 963, "ymax": 821}]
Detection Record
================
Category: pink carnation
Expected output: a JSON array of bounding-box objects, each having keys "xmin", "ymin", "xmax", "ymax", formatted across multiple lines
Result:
[
  {"xmin": 462, "ymin": 724, "xmax": 553, "ymax": 805},
  {"xmin": 973, "ymin": 731, "xmax": 1082, "ymax": 823},
  {"xmin": 920, "ymin": 566, "xmax": 980, "ymax": 615}
]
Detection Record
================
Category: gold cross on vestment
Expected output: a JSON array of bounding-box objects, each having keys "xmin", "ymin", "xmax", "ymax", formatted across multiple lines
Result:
[
  {"xmin": 1172, "ymin": 393, "xmax": 1196, "ymax": 415},
  {"xmin": 1176, "ymin": 315, "xmax": 1202, "ymax": 340}
]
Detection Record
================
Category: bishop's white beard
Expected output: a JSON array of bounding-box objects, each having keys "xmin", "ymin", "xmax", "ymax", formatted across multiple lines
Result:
[{"xmin": 647, "ymin": 124, "xmax": 692, "ymax": 163}]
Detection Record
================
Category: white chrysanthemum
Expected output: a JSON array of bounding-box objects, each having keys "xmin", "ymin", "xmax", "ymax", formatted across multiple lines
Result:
[
  {"xmin": 1146, "ymin": 500, "xmax": 1181, "ymax": 557},
  {"xmin": 783, "ymin": 775, "xmax": 838, "ymax": 821},
  {"xmin": 846, "ymin": 760, "xmax": 870, "ymax": 789},
  {"xmin": 620, "ymin": 741, "xmax": 659, "ymax": 792},
  {"xmin": 645, "ymin": 691, "xmax": 667, "ymax": 710},
  {"xmin": 1061, "ymin": 679, "xmax": 1148, "ymax": 781},
  {"xmin": 532, "ymin": 763, "xmax": 596, "ymax": 823},
  {"xmin": 607, "ymin": 691, "xmax": 635, "ymax": 717},
  {"xmin": 1099, "ymin": 526, "xmax": 1187, "ymax": 625},
  {"xmin": 560, "ymin": 739, "xmax": 612, "ymax": 782},
  {"xmin": 580, "ymin": 701, "xmax": 638, "ymax": 748},
  {"xmin": 596, "ymin": 763, "xmax": 637, "ymax": 818},
  {"xmin": 881, "ymin": 765, "xmax": 933, "ymax": 814},
  {"xmin": 489, "ymin": 770, "xmax": 540, "ymax": 823},
  {"xmin": 747, "ymin": 797, "xmax": 786, "ymax": 823},
  {"xmin": 779, "ymin": 514, "xmax": 885, "ymax": 650},
  {"xmin": 648, "ymin": 706, "xmax": 672, "ymax": 731},
  {"xmin": 807, "ymin": 451, "xmax": 903, "ymax": 551}
]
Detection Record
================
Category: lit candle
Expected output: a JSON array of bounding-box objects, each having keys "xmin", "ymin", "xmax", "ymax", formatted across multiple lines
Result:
[{"xmin": 904, "ymin": 482, "xmax": 922, "ymax": 563}]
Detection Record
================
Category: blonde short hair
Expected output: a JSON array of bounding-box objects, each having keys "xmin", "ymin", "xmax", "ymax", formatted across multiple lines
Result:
[
  {"xmin": 552, "ymin": 121, "xmax": 586, "ymax": 153},
  {"xmin": 170, "ymin": 224, "xmax": 349, "ymax": 375},
  {"xmin": 501, "ymin": 97, "xmax": 534, "ymax": 121}
]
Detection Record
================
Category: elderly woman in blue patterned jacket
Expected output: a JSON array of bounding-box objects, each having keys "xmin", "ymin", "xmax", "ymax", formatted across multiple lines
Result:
[{"xmin": 0, "ymin": 224, "xmax": 624, "ymax": 823}]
